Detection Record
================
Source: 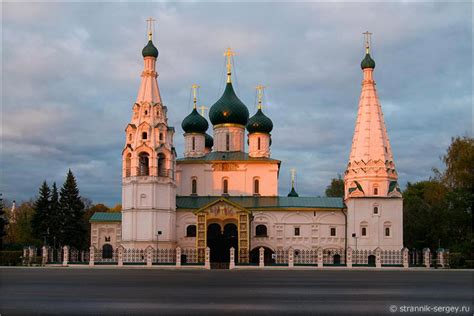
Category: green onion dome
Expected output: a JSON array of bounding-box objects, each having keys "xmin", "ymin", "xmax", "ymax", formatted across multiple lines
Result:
[
  {"xmin": 181, "ymin": 108, "xmax": 209, "ymax": 134},
  {"xmin": 209, "ymin": 83, "xmax": 249, "ymax": 126},
  {"xmin": 142, "ymin": 40, "xmax": 159, "ymax": 58},
  {"xmin": 361, "ymin": 53, "xmax": 375, "ymax": 69},
  {"xmin": 287, "ymin": 186, "xmax": 299, "ymax": 197},
  {"xmin": 205, "ymin": 133, "xmax": 214, "ymax": 148},
  {"xmin": 247, "ymin": 109, "xmax": 273, "ymax": 134}
]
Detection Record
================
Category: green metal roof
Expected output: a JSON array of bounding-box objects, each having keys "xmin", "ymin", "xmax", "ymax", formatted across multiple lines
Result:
[
  {"xmin": 209, "ymin": 82, "xmax": 249, "ymax": 126},
  {"xmin": 177, "ymin": 151, "xmax": 280, "ymax": 163},
  {"xmin": 182, "ymin": 108, "xmax": 209, "ymax": 134},
  {"xmin": 176, "ymin": 196, "xmax": 344, "ymax": 210},
  {"xmin": 90, "ymin": 212, "xmax": 122, "ymax": 222},
  {"xmin": 142, "ymin": 40, "xmax": 158, "ymax": 58},
  {"xmin": 247, "ymin": 108, "xmax": 273, "ymax": 134},
  {"xmin": 361, "ymin": 53, "xmax": 376, "ymax": 69}
]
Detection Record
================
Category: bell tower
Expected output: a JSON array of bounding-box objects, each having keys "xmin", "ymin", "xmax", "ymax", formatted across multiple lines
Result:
[
  {"xmin": 121, "ymin": 19, "xmax": 177, "ymax": 249},
  {"xmin": 344, "ymin": 32, "xmax": 403, "ymax": 251}
]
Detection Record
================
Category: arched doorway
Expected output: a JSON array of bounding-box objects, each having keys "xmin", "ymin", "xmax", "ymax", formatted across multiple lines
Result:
[
  {"xmin": 333, "ymin": 254, "xmax": 341, "ymax": 265},
  {"xmin": 207, "ymin": 223, "xmax": 238, "ymax": 269},
  {"xmin": 250, "ymin": 247, "xmax": 275, "ymax": 265},
  {"xmin": 368, "ymin": 255, "xmax": 376, "ymax": 266},
  {"xmin": 102, "ymin": 244, "xmax": 113, "ymax": 259}
]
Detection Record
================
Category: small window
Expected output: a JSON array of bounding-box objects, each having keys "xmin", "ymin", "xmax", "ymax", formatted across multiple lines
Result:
[
  {"xmin": 254, "ymin": 179, "xmax": 260, "ymax": 195},
  {"xmin": 294, "ymin": 249, "xmax": 300, "ymax": 257},
  {"xmin": 192, "ymin": 137, "xmax": 195, "ymax": 151},
  {"xmin": 159, "ymin": 133, "xmax": 163, "ymax": 141},
  {"xmin": 186, "ymin": 225, "xmax": 196, "ymax": 237},
  {"xmin": 129, "ymin": 134, "xmax": 132, "ymax": 141},
  {"xmin": 142, "ymin": 132, "xmax": 147, "ymax": 140},
  {"xmin": 330, "ymin": 227, "xmax": 336, "ymax": 237},
  {"xmin": 226, "ymin": 133, "xmax": 230, "ymax": 151},
  {"xmin": 374, "ymin": 187, "xmax": 378, "ymax": 195},
  {"xmin": 191, "ymin": 178, "xmax": 197, "ymax": 195},
  {"xmin": 144, "ymin": 110, "xmax": 148, "ymax": 115},
  {"xmin": 294, "ymin": 227, "xmax": 300, "ymax": 236},
  {"xmin": 361, "ymin": 227, "xmax": 367, "ymax": 236},
  {"xmin": 373, "ymin": 207, "xmax": 379, "ymax": 215},
  {"xmin": 255, "ymin": 225, "xmax": 267, "ymax": 237},
  {"xmin": 385, "ymin": 227, "xmax": 391, "ymax": 237},
  {"xmin": 257, "ymin": 137, "xmax": 261, "ymax": 150},
  {"xmin": 223, "ymin": 179, "xmax": 229, "ymax": 194}
]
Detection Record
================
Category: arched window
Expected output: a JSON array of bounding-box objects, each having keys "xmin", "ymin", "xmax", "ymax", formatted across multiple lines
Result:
[
  {"xmin": 255, "ymin": 224, "xmax": 267, "ymax": 237},
  {"xmin": 373, "ymin": 186, "xmax": 378, "ymax": 195},
  {"xmin": 361, "ymin": 227, "xmax": 367, "ymax": 236},
  {"xmin": 192, "ymin": 136, "xmax": 195, "ymax": 151},
  {"xmin": 157, "ymin": 153, "xmax": 166, "ymax": 177},
  {"xmin": 226, "ymin": 133, "xmax": 230, "ymax": 151},
  {"xmin": 191, "ymin": 178, "xmax": 197, "ymax": 195},
  {"xmin": 254, "ymin": 179, "xmax": 260, "ymax": 195},
  {"xmin": 129, "ymin": 134, "xmax": 132, "ymax": 141},
  {"xmin": 223, "ymin": 179, "xmax": 229, "ymax": 194},
  {"xmin": 385, "ymin": 227, "xmax": 391, "ymax": 237},
  {"xmin": 102, "ymin": 244, "xmax": 113, "ymax": 259},
  {"xmin": 373, "ymin": 206, "xmax": 379, "ymax": 215},
  {"xmin": 159, "ymin": 133, "xmax": 163, "ymax": 141},
  {"xmin": 125, "ymin": 153, "xmax": 131, "ymax": 177},
  {"xmin": 144, "ymin": 110, "xmax": 148, "ymax": 115},
  {"xmin": 186, "ymin": 225, "xmax": 197, "ymax": 237},
  {"xmin": 258, "ymin": 137, "xmax": 261, "ymax": 150},
  {"xmin": 138, "ymin": 152, "xmax": 149, "ymax": 176},
  {"xmin": 142, "ymin": 132, "xmax": 147, "ymax": 140}
]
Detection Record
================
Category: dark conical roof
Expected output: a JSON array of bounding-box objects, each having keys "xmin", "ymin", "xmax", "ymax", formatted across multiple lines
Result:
[
  {"xmin": 247, "ymin": 108, "xmax": 273, "ymax": 134},
  {"xmin": 205, "ymin": 133, "xmax": 214, "ymax": 148},
  {"xmin": 287, "ymin": 186, "xmax": 299, "ymax": 197},
  {"xmin": 209, "ymin": 83, "xmax": 249, "ymax": 126},
  {"xmin": 142, "ymin": 40, "xmax": 159, "ymax": 58},
  {"xmin": 181, "ymin": 108, "xmax": 209, "ymax": 134},
  {"xmin": 361, "ymin": 53, "xmax": 375, "ymax": 69}
]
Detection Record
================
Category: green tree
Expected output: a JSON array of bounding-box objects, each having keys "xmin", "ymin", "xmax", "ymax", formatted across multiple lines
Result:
[
  {"xmin": 442, "ymin": 136, "xmax": 474, "ymax": 191},
  {"xmin": 7, "ymin": 201, "xmax": 38, "ymax": 247},
  {"xmin": 48, "ymin": 183, "xmax": 62, "ymax": 248},
  {"xmin": 59, "ymin": 170, "xmax": 86, "ymax": 249},
  {"xmin": 325, "ymin": 174, "xmax": 345, "ymax": 198},
  {"xmin": 31, "ymin": 181, "xmax": 51, "ymax": 242},
  {"xmin": 0, "ymin": 195, "xmax": 9, "ymax": 250}
]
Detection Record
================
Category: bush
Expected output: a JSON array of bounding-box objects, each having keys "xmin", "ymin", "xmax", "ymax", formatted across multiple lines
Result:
[{"xmin": 0, "ymin": 251, "xmax": 23, "ymax": 266}]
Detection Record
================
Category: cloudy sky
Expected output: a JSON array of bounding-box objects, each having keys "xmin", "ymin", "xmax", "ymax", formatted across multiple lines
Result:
[{"xmin": 1, "ymin": 2, "xmax": 472, "ymax": 206}]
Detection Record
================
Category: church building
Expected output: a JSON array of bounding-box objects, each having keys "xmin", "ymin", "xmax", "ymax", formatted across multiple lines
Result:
[{"xmin": 90, "ymin": 26, "xmax": 403, "ymax": 265}]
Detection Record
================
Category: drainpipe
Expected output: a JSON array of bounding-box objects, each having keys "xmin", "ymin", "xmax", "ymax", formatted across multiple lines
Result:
[{"xmin": 342, "ymin": 207, "xmax": 348, "ymax": 261}]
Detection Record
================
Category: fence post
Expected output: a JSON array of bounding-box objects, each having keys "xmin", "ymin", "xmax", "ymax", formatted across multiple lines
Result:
[
  {"xmin": 375, "ymin": 247, "xmax": 382, "ymax": 268},
  {"xmin": 62, "ymin": 246, "xmax": 69, "ymax": 267},
  {"xmin": 259, "ymin": 247, "xmax": 265, "ymax": 268},
  {"xmin": 42, "ymin": 246, "xmax": 48, "ymax": 266},
  {"xmin": 29, "ymin": 246, "xmax": 36, "ymax": 266},
  {"xmin": 229, "ymin": 247, "xmax": 235, "ymax": 270},
  {"xmin": 437, "ymin": 248, "xmax": 445, "ymax": 268},
  {"xmin": 89, "ymin": 246, "xmax": 95, "ymax": 267},
  {"xmin": 288, "ymin": 248, "xmax": 294, "ymax": 268},
  {"xmin": 118, "ymin": 246, "xmax": 124, "ymax": 267},
  {"xmin": 402, "ymin": 247, "xmax": 409, "ymax": 269},
  {"xmin": 317, "ymin": 248, "xmax": 323, "ymax": 268},
  {"xmin": 423, "ymin": 248, "xmax": 431, "ymax": 268},
  {"xmin": 205, "ymin": 247, "xmax": 210, "ymax": 270},
  {"xmin": 146, "ymin": 246, "xmax": 153, "ymax": 267},
  {"xmin": 176, "ymin": 247, "xmax": 182, "ymax": 268},
  {"xmin": 23, "ymin": 247, "xmax": 28, "ymax": 265},
  {"xmin": 346, "ymin": 247, "xmax": 353, "ymax": 268}
]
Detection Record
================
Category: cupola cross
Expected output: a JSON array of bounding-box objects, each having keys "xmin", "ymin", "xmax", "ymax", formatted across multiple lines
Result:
[
  {"xmin": 198, "ymin": 105, "xmax": 208, "ymax": 117},
  {"xmin": 363, "ymin": 31, "xmax": 372, "ymax": 54},
  {"xmin": 256, "ymin": 85, "xmax": 265, "ymax": 110},
  {"xmin": 191, "ymin": 84, "xmax": 200, "ymax": 109},
  {"xmin": 224, "ymin": 47, "xmax": 236, "ymax": 83},
  {"xmin": 147, "ymin": 17, "xmax": 156, "ymax": 40}
]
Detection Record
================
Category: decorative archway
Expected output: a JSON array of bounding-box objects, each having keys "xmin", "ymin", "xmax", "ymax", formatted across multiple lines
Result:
[{"xmin": 194, "ymin": 198, "xmax": 251, "ymax": 264}]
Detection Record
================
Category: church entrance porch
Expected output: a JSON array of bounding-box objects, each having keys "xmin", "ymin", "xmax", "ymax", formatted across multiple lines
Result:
[
  {"xmin": 207, "ymin": 223, "xmax": 238, "ymax": 269},
  {"xmin": 195, "ymin": 198, "xmax": 250, "ymax": 265}
]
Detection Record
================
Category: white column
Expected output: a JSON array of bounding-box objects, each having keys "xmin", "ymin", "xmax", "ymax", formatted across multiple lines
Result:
[
  {"xmin": 176, "ymin": 247, "xmax": 182, "ymax": 268},
  {"xmin": 205, "ymin": 247, "xmax": 210, "ymax": 270},
  {"xmin": 229, "ymin": 247, "xmax": 235, "ymax": 270},
  {"xmin": 437, "ymin": 248, "xmax": 445, "ymax": 268},
  {"xmin": 402, "ymin": 248, "xmax": 409, "ymax": 269},
  {"xmin": 42, "ymin": 246, "xmax": 48, "ymax": 266},
  {"xmin": 89, "ymin": 246, "xmax": 95, "ymax": 267},
  {"xmin": 259, "ymin": 247, "xmax": 265, "ymax": 268},
  {"xmin": 346, "ymin": 247, "xmax": 353, "ymax": 268},
  {"xmin": 317, "ymin": 248, "xmax": 323, "ymax": 268},
  {"xmin": 62, "ymin": 246, "xmax": 69, "ymax": 267},
  {"xmin": 423, "ymin": 248, "xmax": 431, "ymax": 268},
  {"xmin": 118, "ymin": 246, "xmax": 124, "ymax": 267},
  {"xmin": 288, "ymin": 248, "xmax": 294, "ymax": 268},
  {"xmin": 375, "ymin": 247, "xmax": 382, "ymax": 268},
  {"xmin": 146, "ymin": 246, "xmax": 153, "ymax": 267}
]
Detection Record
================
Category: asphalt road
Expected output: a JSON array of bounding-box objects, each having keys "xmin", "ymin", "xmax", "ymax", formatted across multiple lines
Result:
[{"xmin": 0, "ymin": 268, "xmax": 472, "ymax": 315}]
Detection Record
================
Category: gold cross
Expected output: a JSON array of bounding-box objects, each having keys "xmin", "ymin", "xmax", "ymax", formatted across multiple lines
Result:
[
  {"xmin": 191, "ymin": 84, "xmax": 200, "ymax": 109},
  {"xmin": 363, "ymin": 31, "xmax": 372, "ymax": 54},
  {"xmin": 146, "ymin": 17, "xmax": 156, "ymax": 40},
  {"xmin": 224, "ymin": 47, "xmax": 236, "ymax": 83},
  {"xmin": 256, "ymin": 85, "xmax": 265, "ymax": 110},
  {"xmin": 290, "ymin": 168, "xmax": 296, "ymax": 187},
  {"xmin": 198, "ymin": 105, "xmax": 208, "ymax": 116}
]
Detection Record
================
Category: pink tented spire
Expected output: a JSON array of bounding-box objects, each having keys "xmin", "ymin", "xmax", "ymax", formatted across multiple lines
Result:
[
  {"xmin": 135, "ymin": 47, "xmax": 162, "ymax": 105},
  {"xmin": 344, "ymin": 33, "xmax": 400, "ymax": 199}
]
